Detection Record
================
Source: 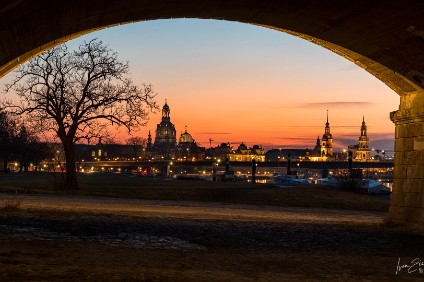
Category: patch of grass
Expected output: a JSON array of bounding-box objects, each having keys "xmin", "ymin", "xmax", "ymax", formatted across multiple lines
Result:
[{"xmin": 0, "ymin": 172, "xmax": 389, "ymax": 212}]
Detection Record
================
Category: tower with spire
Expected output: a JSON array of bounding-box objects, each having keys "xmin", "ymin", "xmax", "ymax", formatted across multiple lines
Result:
[
  {"xmin": 151, "ymin": 99, "xmax": 177, "ymax": 158},
  {"xmin": 321, "ymin": 110, "xmax": 333, "ymax": 157},
  {"xmin": 313, "ymin": 135, "xmax": 321, "ymax": 153},
  {"xmin": 355, "ymin": 116, "xmax": 371, "ymax": 160},
  {"xmin": 147, "ymin": 130, "xmax": 152, "ymax": 151}
]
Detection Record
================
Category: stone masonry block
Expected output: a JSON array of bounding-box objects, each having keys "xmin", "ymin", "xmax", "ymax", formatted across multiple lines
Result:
[
  {"xmin": 404, "ymin": 151, "xmax": 418, "ymax": 164},
  {"xmin": 393, "ymin": 179, "xmax": 405, "ymax": 191},
  {"xmin": 405, "ymin": 192, "xmax": 422, "ymax": 208},
  {"xmin": 395, "ymin": 125, "xmax": 408, "ymax": 139},
  {"xmin": 421, "ymin": 193, "xmax": 424, "ymax": 208},
  {"xmin": 394, "ymin": 155, "xmax": 404, "ymax": 165},
  {"xmin": 416, "ymin": 123, "xmax": 424, "ymax": 136},
  {"xmin": 405, "ymin": 222, "xmax": 424, "ymax": 234},
  {"xmin": 404, "ymin": 207, "xmax": 422, "ymax": 223},
  {"xmin": 408, "ymin": 124, "xmax": 417, "ymax": 137},
  {"xmin": 395, "ymin": 138, "xmax": 404, "ymax": 152},
  {"xmin": 389, "ymin": 205, "xmax": 405, "ymax": 221},
  {"xmin": 414, "ymin": 136, "xmax": 424, "ymax": 151},
  {"xmin": 403, "ymin": 179, "xmax": 424, "ymax": 193},
  {"xmin": 405, "ymin": 138, "xmax": 415, "ymax": 151},
  {"xmin": 404, "ymin": 123, "xmax": 415, "ymax": 137},
  {"xmin": 393, "ymin": 165, "xmax": 407, "ymax": 179},
  {"xmin": 391, "ymin": 191, "xmax": 405, "ymax": 207},
  {"xmin": 407, "ymin": 165, "xmax": 424, "ymax": 179},
  {"xmin": 395, "ymin": 125, "xmax": 402, "ymax": 139}
]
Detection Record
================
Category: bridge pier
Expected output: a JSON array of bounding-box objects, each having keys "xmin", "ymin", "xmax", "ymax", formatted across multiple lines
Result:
[{"xmin": 390, "ymin": 93, "xmax": 424, "ymax": 234}]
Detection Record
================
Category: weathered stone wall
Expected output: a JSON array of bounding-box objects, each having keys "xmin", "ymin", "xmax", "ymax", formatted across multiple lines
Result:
[{"xmin": 390, "ymin": 92, "xmax": 424, "ymax": 233}]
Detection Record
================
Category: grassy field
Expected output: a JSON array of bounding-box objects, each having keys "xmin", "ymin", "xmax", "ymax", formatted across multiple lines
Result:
[{"xmin": 0, "ymin": 172, "xmax": 389, "ymax": 212}]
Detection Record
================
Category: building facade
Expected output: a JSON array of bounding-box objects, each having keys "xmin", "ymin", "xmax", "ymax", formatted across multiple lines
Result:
[
  {"xmin": 321, "ymin": 111, "xmax": 333, "ymax": 157},
  {"xmin": 150, "ymin": 100, "xmax": 177, "ymax": 158},
  {"xmin": 175, "ymin": 126, "xmax": 205, "ymax": 161},
  {"xmin": 348, "ymin": 116, "xmax": 371, "ymax": 161},
  {"xmin": 227, "ymin": 143, "xmax": 265, "ymax": 162}
]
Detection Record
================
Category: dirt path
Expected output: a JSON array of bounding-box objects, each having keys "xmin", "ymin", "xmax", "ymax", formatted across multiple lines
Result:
[
  {"xmin": 0, "ymin": 193, "xmax": 423, "ymax": 281},
  {"xmin": 2, "ymin": 193, "xmax": 385, "ymax": 225}
]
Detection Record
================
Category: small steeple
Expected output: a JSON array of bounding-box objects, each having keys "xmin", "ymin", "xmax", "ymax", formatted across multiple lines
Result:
[
  {"xmin": 147, "ymin": 130, "xmax": 152, "ymax": 150},
  {"xmin": 361, "ymin": 116, "xmax": 367, "ymax": 136},
  {"xmin": 326, "ymin": 110, "xmax": 329, "ymax": 126},
  {"xmin": 162, "ymin": 99, "xmax": 170, "ymax": 119},
  {"xmin": 324, "ymin": 110, "xmax": 331, "ymax": 135},
  {"xmin": 185, "ymin": 125, "xmax": 187, "ymax": 133}
]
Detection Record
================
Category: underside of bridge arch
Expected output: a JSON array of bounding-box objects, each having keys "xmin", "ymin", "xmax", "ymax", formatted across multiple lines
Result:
[{"xmin": 1, "ymin": 0, "xmax": 424, "ymax": 233}]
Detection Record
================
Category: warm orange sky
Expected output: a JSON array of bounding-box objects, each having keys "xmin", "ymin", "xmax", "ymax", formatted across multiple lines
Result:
[{"xmin": 1, "ymin": 19, "xmax": 399, "ymax": 153}]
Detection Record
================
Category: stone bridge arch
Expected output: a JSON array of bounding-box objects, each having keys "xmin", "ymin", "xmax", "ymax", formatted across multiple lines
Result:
[{"xmin": 1, "ymin": 0, "xmax": 424, "ymax": 233}]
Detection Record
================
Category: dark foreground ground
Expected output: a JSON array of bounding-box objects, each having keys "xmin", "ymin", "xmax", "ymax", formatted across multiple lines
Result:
[{"xmin": 0, "ymin": 173, "xmax": 422, "ymax": 281}]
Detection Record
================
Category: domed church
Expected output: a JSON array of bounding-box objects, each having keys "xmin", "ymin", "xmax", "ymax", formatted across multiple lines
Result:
[
  {"xmin": 150, "ymin": 100, "xmax": 177, "ymax": 157},
  {"xmin": 176, "ymin": 126, "xmax": 205, "ymax": 161}
]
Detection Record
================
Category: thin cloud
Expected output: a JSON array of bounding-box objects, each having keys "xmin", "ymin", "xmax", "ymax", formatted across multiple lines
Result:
[
  {"xmin": 274, "ymin": 137, "xmax": 318, "ymax": 141},
  {"xmin": 263, "ymin": 125, "xmax": 361, "ymax": 129},
  {"xmin": 297, "ymin": 102, "xmax": 373, "ymax": 109},
  {"xmin": 368, "ymin": 132, "xmax": 395, "ymax": 140},
  {"xmin": 196, "ymin": 132, "xmax": 230, "ymax": 135}
]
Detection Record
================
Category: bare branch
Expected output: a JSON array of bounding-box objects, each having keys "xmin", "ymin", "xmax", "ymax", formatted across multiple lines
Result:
[{"xmin": 3, "ymin": 39, "xmax": 158, "ymax": 189}]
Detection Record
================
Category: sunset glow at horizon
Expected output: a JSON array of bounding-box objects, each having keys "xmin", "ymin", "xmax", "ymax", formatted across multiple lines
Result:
[{"xmin": 1, "ymin": 19, "xmax": 400, "ymax": 152}]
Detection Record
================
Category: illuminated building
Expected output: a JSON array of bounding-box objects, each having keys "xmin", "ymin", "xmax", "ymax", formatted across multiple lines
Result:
[
  {"xmin": 175, "ymin": 126, "xmax": 205, "ymax": 161},
  {"xmin": 150, "ymin": 100, "xmax": 177, "ymax": 158},
  {"xmin": 208, "ymin": 142, "xmax": 232, "ymax": 161},
  {"xmin": 348, "ymin": 116, "xmax": 371, "ymax": 161},
  {"xmin": 227, "ymin": 143, "xmax": 265, "ymax": 162},
  {"xmin": 321, "ymin": 111, "xmax": 333, "ymax": 157}
]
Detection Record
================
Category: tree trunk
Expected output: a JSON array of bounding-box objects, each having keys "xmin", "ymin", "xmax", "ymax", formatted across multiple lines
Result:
[{"xmin": 63, "ymin": 142, "xmax": 78, "ymax": 189}]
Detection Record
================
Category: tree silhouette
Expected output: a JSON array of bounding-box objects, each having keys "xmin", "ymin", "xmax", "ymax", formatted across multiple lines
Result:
[
  {"xmin": 0, "ymin": 110, "xmax": 16, "ymax": 173},
  {"xmin": 14, "ymin": 124, "xmax": 51, "ymax": 172},
  {"xmin": 5, "ymin": 39, "xmax": 157, "ymax": 189},
  {"xmin": 126, "ymin": 136, "xmax": 147, "ymax": 159}
]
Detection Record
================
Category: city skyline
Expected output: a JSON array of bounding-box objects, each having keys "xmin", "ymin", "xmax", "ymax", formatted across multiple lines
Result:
[{"xmin": 0, "ymin": 19, "xmax": 400, "ymax": 151}]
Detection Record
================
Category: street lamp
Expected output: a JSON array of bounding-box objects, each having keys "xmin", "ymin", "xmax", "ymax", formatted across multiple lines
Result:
[{"xmin": 278, "ymin": 147, "xmax": 282, "ymax": 172}]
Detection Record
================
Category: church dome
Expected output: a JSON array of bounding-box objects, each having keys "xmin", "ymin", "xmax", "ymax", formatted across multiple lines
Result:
[{"xmin": 179, "ymin": 127, "xmax": 194, "ymax": 144}]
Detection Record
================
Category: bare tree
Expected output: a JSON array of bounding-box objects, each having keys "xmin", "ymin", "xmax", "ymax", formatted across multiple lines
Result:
[
  {"xmin": 0, "ymin": 110, "xmax": 17, "ymax": 173},
  {"xmin": 4, "ymin": 39, "xmax": 158, "ymax": 189}
]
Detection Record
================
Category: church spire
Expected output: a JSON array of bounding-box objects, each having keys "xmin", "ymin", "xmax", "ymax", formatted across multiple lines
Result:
[
  {"xmin": 325, "ymin": 110, "xmax": 330, "ymax": 135},
  {"xmin": 162, "ymin": 99, "xmax": 170, "ymax": 120},
  {"xmin": 326, "ymin": 110, "xmax": 329, "ymax": 124},
  {"xmin": 147, "ymin": 130, "xmax": 152, "ymax": 150},
  {"xmin": 361, "ymin": 116, "xmax": 367, "ymax": 136}
]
